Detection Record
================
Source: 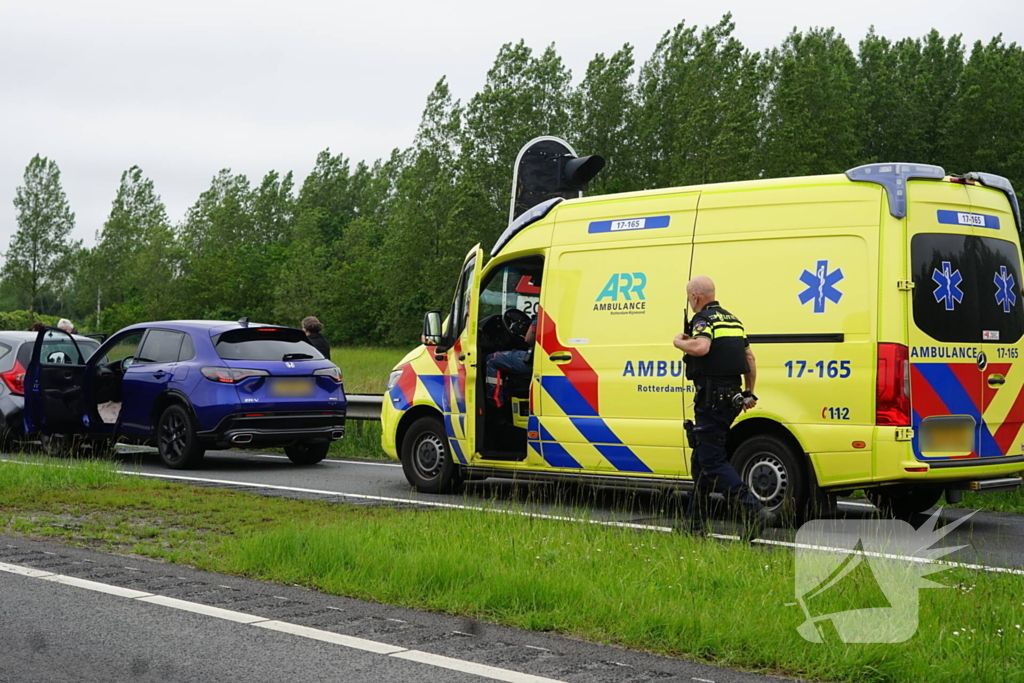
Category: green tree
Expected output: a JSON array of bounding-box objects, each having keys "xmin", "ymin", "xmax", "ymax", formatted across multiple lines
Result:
[
  {"xmin": 2, "ymin": 155, "xmax": 80, "ymax": 312},
  {"xmin": 634, "ymin": 15, "xmax": 764, "ymax": 188},
  {"xmin": 463, "ymin": 41, "xmax": 574, "ymax": 241},
  {"xmin": 944, "ymin": 36, "xmax": 1024, "ymax": 189},
  {"xmin": 762, "ymin": 27, "xmax": 863, "ymax": 178},
  {"xmin": 570, "ymin": 45, "xmax": 639, "ymax": 194}
]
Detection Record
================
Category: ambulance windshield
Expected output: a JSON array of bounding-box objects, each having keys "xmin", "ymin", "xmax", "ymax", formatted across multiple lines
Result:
[
  {"xmin": 911, "ymin": 233, "xmax": 1024, "ymax": 344},
  {"xmin": 480, "ymin": 264, "xmax": 542, "ymax": 321}
]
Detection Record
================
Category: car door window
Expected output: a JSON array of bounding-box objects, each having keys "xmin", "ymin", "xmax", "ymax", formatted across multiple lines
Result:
[
  {"xmin": 136, "ymin": 330, "xmax": 185, "ymax": 365},
  {"xmin": 40, "ymin": 330, "xmax": 88, "ymax": 365},
  {"xmin": 105, "ymin": 332, "xmax": 145, "ymax": 367}
]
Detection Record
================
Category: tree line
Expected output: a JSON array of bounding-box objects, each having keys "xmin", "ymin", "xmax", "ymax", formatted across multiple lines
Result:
[{"xmin": 3, "ymin": 15, "xmax": 1022, "ymax": 344}]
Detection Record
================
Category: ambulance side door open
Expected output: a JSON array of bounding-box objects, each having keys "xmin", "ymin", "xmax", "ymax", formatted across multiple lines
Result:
[
  {"xmin": 439, "ymin": 245, "xmax": 483, "ymax": 463},
  {"xmin": 535, "ymin": 194, "xmax": 700, "ymax": 476}
]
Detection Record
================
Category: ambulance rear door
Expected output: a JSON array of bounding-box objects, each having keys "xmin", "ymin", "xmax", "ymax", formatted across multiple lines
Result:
[{"xmin": 906, "ymin": 180, "xmax": 1024, "ymax": 462}]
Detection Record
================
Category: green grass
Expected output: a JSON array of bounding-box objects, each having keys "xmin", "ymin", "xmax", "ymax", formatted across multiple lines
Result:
[
  {"xmin": 327, "ymin": 421, "xmax": 389, "ymax": 461},
  {"xmin": 954, "ymin": 485, "xmax": 1024, "ymax": 514},
  {"xmin": 331, "ymin": 346, "xmax": 408, "ymax": 394},
  {"xmin": 2, "ymin": 458, "xmax": 1023, "ymax": 683}
]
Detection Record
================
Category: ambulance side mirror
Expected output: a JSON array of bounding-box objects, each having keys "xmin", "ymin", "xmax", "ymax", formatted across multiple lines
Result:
[{"xmin": 422, "ymin": 310, "xmax": 444, "ymax": 347}]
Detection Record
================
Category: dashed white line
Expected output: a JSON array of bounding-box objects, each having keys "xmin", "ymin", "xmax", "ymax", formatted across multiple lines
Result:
[{"xmin": 0, "ymin": 560, "xmax": 570, "ymax": 683}]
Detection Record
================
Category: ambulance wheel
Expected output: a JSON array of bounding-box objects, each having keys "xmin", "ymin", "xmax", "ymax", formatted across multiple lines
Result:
[
  {"xmin": 866, "ymin": 486, "xmax": 943, "ymax": 521},
  {"xmin": 732, "ymin": 434, "xmax": 808, "ymax": 520},
  {"xmin": 401, "ymin": 416, "xmax": 464, "ymax": 494}
]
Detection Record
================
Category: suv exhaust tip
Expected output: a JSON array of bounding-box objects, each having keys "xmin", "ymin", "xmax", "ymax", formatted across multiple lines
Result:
[
  {"xmin": 231, "ymin": 434, "xmax": 253, "ymax": 444},
  {"xmin": 331, "ymin": 430, "xmax": 344, "ymax": 441}
]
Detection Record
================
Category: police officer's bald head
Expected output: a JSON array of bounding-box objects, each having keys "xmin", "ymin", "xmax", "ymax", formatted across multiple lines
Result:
[{"xmin": 686, "ymin": 276, "xmax": 716, "ymax": 312}]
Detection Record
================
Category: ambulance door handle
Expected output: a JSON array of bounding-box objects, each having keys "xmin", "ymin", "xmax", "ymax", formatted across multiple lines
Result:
[
  {"xmin": 549, "ymin": 352, "xmax": 573, "ymax": 365},
  {"xmin": 988, "ymin": 375, "xmax": 1006, "ymax": 387},
  {"xmin": 458, "ymin": 353, "xmax": 468, "ymax": 361}
]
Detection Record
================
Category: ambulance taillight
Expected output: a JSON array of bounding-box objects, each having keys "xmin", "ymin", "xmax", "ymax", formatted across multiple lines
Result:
[{"xmin": 876, "ymin": 343, "xmax": 911, "ymax": 426}]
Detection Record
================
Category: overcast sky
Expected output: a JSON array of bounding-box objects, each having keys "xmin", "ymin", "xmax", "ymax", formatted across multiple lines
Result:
[{"xmin": 1, "ymin": 0, "xmax": 1021, "ymax": 252}]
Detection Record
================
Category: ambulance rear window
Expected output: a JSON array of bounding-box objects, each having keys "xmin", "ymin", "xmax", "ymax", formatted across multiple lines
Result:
[{"xmin": 911, "ymin": 233, "xmax": 1024, "ymax": 343}]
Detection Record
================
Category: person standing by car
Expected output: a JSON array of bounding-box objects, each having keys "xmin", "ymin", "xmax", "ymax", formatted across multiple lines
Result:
[
  {"xmin": 302, "ymin": 316, "xmax": 330, "ymax": 359},
  {"xmin": 58, "ymin": 318, "xmax": 78, "ymax": 334}
]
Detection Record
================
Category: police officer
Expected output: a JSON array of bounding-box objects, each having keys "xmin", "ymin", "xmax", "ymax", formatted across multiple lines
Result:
[{"xmin": 672, "ymin": 276, "xmax": 776, "ymax": 540}]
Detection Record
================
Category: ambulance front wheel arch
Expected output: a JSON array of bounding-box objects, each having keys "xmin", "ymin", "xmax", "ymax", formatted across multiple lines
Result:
[
  {"xmin": 400, "ymin": 415, "xmax": 465, "ymax": 494},
  {"xmin": 728, "ymin": 426, "xmax": 811, "ymax": 521}
]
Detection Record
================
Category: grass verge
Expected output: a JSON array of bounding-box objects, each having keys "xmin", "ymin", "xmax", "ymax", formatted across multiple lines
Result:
[
  {"xmin": 331, "ymin": 346, "xmax": 407, "ymax": 394},
  {"xmin": 2, "ymin": 458, "xmax": 1023, "ymax": 683}
]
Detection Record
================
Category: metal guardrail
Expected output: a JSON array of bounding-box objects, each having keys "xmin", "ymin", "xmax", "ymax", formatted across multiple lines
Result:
[{"xmin": 347, "ymin": 393, "xmax": 383, "ymax": 421}]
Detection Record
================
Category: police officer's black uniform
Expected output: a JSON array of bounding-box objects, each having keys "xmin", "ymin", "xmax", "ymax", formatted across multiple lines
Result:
[{"xmin": 684, "ymin": 301, "xmax": 768, "ymax": 532}]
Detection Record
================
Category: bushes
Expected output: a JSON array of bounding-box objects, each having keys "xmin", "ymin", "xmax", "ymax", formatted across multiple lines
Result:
[{"xmin": 0, "ymin": 310, "xmax": 60, "ymax": 332}]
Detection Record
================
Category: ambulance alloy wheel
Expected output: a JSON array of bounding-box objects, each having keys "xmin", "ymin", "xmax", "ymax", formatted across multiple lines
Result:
[
  {"xmin": 865, "ymin": 486, "xmax": 943, "ymax": 521},
  {"xmin": 732, "ymin": 434, "xmax": 808, "ymax": 516},
  {"xmin": 401, "ymin": 416, "xmax": 464, "ymax": 494}
]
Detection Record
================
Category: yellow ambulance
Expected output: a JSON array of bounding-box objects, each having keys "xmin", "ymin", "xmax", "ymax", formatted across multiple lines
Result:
[{"xmin": 382, "ymin": 163, "xmax": 1024, "ymax": 518}]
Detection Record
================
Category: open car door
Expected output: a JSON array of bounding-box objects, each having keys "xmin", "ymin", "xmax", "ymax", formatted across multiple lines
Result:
[{"xmin": 23, "ymin": 329, "xmax": 91, "ymax": 435}]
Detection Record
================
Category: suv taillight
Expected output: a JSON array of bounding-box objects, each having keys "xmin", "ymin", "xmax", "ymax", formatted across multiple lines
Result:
[
  {"xmin": 201, "ymin": 367, "xmax": 269, "ymax": 383},
  {"xmin": 877, "ymin": 343, "xmax": 911, "ymax": 426},
  {"xmin": 1, "ymin": 360, "xmax": 26, "ymax": 395},
  {"xmin": 314, "ymin": 366, "xmax": 343, "ymax": 383}
]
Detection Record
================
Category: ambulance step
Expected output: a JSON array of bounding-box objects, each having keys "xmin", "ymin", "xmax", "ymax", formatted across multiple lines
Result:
[{"xmin": 967, "ymin": 477, "xmax": 1022, "ymax": 492}]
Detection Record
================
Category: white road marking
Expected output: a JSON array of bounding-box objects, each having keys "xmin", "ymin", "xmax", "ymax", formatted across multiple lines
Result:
[
  {"xmin": 246, "ymin": 454, "xmax": 402, "ymax": 468},
  {"xmin": 2, "ymin": 457, "xmax": 1021, "ymax": 577},
  {"xmin": 0, "ymin": 561, "xmax": 54, "ymax": 578},
  {"xmin": 137, "ymin": 595, "xmax": 269, "ymax": 624},
  {"xmin": 255, "ymin": 620, "xmax": 406, "ymax": 654},
  {"xmin": 116, "ymin": 470, "xmax": 675, "ymax": 533},
  {"xmin": 390, "ymin": 649, "xmax": 567, "ymax": 683},
  {"xmin": 0, "ymin": 560, "xmax": 571, "ymax": 683},
  {"xmin": 42, "ymin": 574, "xmax": 152, "ymax": 599}
]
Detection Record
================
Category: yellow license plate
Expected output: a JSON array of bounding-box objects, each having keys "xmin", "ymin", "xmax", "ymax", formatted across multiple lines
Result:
[
  {"xmin": 270, "ymin": 378, "xmax": 314, "ymax": 397},
  {"xmin": 921, "ymin": 423, "xmax": 974, "ymax": 453}
]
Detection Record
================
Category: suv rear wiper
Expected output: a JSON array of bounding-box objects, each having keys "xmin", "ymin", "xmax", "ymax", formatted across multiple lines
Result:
[{"xmin": 283, "ymin": 353, "xmax": 314, "ymax": 361}]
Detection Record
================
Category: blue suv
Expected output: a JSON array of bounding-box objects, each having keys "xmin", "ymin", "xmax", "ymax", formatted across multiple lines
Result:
[{"xmin": 24, "ymin": 321, "xmax": 347, "ymax": 469}]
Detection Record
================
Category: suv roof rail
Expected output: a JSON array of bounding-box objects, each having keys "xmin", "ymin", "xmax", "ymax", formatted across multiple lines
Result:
[
  {"xmin": 965, "ymin": 172, "xmax": 1022, "ymax": 233},
  {"xmin": 845, "ymin": 163, "xmax": 946, "ymax": 219}
]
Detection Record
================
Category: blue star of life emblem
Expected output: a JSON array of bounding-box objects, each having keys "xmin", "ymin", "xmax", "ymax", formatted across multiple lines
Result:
[
  {"xmin": 932, "ymin": 261, "xmax": 964, "ymax": 311},
  {"xmin": 995, "ymin": 265, "xmax": 1017, "ymax": 313},
  {"xmin": 799, "ymin": 260, "xmax": 844, "ymax": 313}
]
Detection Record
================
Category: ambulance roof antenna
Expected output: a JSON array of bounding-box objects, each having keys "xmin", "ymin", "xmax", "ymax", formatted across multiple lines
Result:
[{"xmin": 508, "ymin": 136, "xmax": 605, "ymax": 225}]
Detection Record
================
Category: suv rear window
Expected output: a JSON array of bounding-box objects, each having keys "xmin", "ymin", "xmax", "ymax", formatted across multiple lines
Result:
[
  {"xmin": 214, "ymin": 328, "xmax": 324, "ymax": 362},
  {"xmin": 911, "ymin": 233, "xmax": 1024, "ymax": 343}
]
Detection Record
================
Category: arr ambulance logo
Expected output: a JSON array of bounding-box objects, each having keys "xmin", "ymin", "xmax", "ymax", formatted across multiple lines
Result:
[
  {"xmin": 594, "ymin": 272, "xmax": 647, "ymax": 315},
  {"xmin": 799, "ymin": 260, "xmax": 844, "ymax": 313}
]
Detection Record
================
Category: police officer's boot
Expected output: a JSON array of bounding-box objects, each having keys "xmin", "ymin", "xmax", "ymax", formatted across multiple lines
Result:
[{"xmin": 740, "ymin": 508, "xmax": 778, "ymax": 543}]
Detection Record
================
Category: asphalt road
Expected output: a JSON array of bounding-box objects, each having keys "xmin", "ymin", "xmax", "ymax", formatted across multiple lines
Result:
[
  {"xmin": 56, "ymin": 447, "xmax": 1024, "ymax": 572},
  {"xmin": 0, "ymin": 535, "xmax": 779, "ymax": 683}
]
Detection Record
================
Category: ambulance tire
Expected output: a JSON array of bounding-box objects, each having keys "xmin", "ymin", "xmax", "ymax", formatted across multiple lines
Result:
[
  {"xmin": 401, "ymin": 416, "xmax": 464, "ymax": 494},
  {"xmin": 732, "ymin": 434, "xmax": 808, "ymax": 521},
  {"xmin": 866, "ymin": 486, "xmax": 943, "ymax": 521}
]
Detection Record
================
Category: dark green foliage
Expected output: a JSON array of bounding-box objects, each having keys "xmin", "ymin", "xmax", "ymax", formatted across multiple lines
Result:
[{"xmin": 4, "ymin": 19, "xmax": 1023, "ymax": 345}]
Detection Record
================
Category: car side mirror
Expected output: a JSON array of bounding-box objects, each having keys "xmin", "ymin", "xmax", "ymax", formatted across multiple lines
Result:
[{"xmin": 422, "ymin": 310, "xmax": 444, "ymax": 347}]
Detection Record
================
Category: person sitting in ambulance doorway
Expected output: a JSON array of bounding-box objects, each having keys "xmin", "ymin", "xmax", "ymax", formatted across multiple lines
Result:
[
  {"xmin": 673, "ymin": 275, "xmax": 777, "ymax": 541},
  {"xmin": 484, "ymin": 313, "xmax": 536, "ymax": 411}
]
